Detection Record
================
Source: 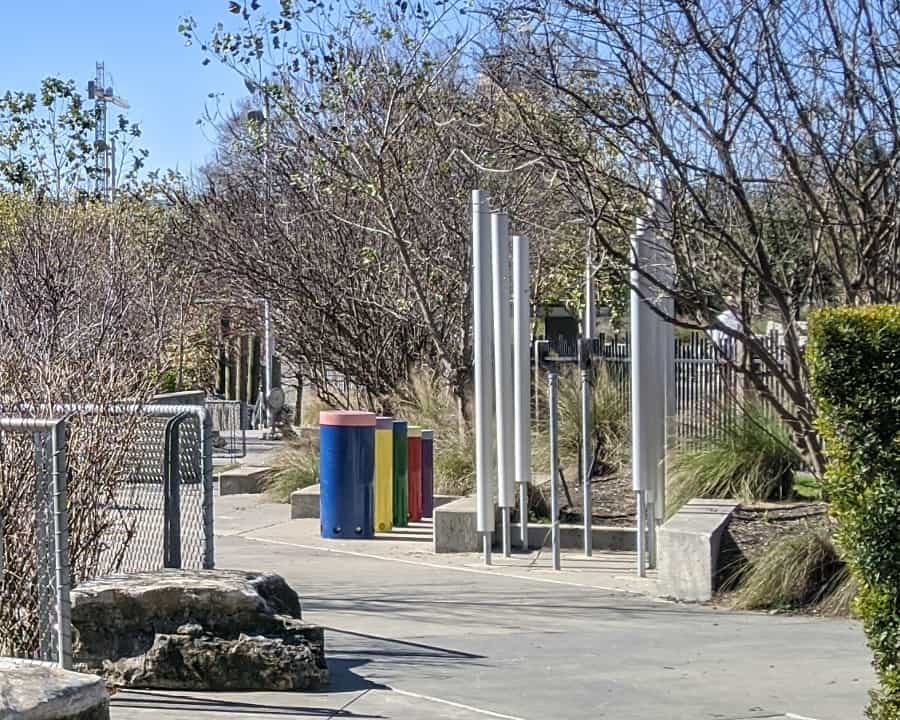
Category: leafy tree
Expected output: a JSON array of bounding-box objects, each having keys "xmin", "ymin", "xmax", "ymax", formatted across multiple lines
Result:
[{"xmin": 0, "ymin": 77, "xmax": 146, "ymax": 199}]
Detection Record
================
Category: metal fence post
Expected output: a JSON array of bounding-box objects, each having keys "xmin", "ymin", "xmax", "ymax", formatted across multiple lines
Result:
[
  {"xmin": 163, "ymin": 415, "xmax": 184, "ymax": 569},
  {"xmin": 50, "ymin": 419, "xmax": 72, "ymax": 669},
  {"xmin": 199, "ymin": 407, "xmax": 215, "ymax": 569}
]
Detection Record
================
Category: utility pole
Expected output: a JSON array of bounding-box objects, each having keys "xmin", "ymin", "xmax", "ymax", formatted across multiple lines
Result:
[{"xmin": 248, "ymin": 84, "xmax": 276, "ymax": 430}]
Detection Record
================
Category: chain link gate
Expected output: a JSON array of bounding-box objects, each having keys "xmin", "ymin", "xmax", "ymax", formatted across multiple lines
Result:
[
  {"xmin": 88, "ymin": 404, "xmax": 214, "ymax": 575},
  {"xmin": 0, "ymin": 417, "xmax": 72, "ymax": 668},
  {"xmin": 23, "ymin": 403, "xmax": 214, "ymax": 576}
]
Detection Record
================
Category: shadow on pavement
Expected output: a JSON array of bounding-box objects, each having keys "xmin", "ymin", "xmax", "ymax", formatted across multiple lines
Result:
[
  {"xmin": 326, "ymin": 628, "xmax": 485, "ymax": 661},
  {"xmin": 111, "ymin": 689, "xmax": 381, "ymax": 718}
]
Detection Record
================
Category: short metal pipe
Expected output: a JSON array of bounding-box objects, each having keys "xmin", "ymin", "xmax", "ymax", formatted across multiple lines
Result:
[
  {"xmin": 501, "ymin": 507, "xmax": 511, "ymax": 557},
  {"xmin": 636, "ymin": 490, "xmax": 646, "ymax": 578},
  {"xmin": 483, "ymin": 532, "xmax": 493, "ymax": 566}
]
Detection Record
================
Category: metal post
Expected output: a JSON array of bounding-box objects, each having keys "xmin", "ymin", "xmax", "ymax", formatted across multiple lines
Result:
[
  {"xmin": 582, "ymin": 252, "xmax": 595, "ymax": 557},
  {"xmin": 472, "ymin": 191, "xmax": 495, "ymax": 564},
  {"xmin": 491, "ymin": 212, "xmax": 514, "ymax": 557},
  {"xmin": 548, "ymin": 369, "xmax": 561, "ymax": 571},
  {"xmin": 50, "ymin": 420, "xmax": 72, "ymax": 669},
  {"xmin": 263, "ymin": 298, "xmax": 273, "ymax": 428},
  {"xmin": 513, "ymin": 235, "xmax": 531, "ymax": 550},
  {"xmin": 580, "ymin": 342, "xmax": 593, "ymax": 557},
  {"xmin": 163, "ymin": 415, "xmax": 184, "ymax": 569}
]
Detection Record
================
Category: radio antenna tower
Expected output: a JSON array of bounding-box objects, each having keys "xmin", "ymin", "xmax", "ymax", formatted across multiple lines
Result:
[{"xmin": 87, "ymin": 62, "xmax": 129, "ymax": 200}]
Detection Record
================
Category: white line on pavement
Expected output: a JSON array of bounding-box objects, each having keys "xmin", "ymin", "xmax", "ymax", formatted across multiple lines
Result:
[{"xmin": 386, "ymin": 686, "xmax": 529, "ymax": 720}]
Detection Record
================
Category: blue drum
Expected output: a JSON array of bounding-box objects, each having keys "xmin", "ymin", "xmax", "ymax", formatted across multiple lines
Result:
[{"xmin": 319, "ymin": 410, "xmax": 376, "ymax": 539}]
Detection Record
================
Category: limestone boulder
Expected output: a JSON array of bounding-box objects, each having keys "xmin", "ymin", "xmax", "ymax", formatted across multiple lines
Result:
[
  {"xmin": 0, "ymin": 659, "xmax": 109, "ymax": 720},
  {"xmin": 70, "ymin": 569, "xmax": 327, "ymax": 691}
]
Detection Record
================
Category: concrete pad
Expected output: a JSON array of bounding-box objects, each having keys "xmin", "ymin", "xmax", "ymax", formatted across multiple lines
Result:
[
  {"xmin": 218, "ymin": 466, "xmax": 272, "ymax": 496},
  {"xmin": 197, "ymin": 491, "xmax": 873, "ymax": 720},
  {"xmin": 658, "ymin": 498, "xmax": 738, "ymax": 602},
  {"xmin": 214, "ymin": 529, "xmax": 871, "ymax": 720}
]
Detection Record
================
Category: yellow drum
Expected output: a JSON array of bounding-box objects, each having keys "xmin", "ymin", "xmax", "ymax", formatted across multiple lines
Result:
[{"xmin": 374, "ymin": 416, "xmax": 394, "ymax": 532}]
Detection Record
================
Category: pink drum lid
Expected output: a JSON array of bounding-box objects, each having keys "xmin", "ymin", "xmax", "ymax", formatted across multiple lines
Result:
[
  {"xmin": 407, "ymin": 425, "xmax": 422, "ymax": 438},
  {"xmin": 421, "ymin": 429, "xmax": 433, "ymax": 440},
  {"xmin": 319, "ymin": 410, "xmax": 377, "ymax": 427},
  {"xmin": 375, "ymin": 416, "xmax": 393, "ymax": 430}
]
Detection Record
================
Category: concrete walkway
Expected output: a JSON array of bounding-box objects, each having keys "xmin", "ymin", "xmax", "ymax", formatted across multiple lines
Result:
[{"xmin": 111, "ymin": 495, "xmax": 873, "ymax": 720}]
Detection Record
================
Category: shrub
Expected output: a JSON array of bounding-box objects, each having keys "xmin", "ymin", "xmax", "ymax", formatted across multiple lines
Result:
[
  {"xmin": 532, "ymin": 365, "xmax": 630, "ymax": 476},
  {"xmin": 266, "ymin": 436, "xmax": 319, "ymax": 502},
  {"xmin": 666, "ymin": 402, "xmax": 803, "ymax": 515},
  {"xmin": 390, "ymin": 368, "xmax": 474, "ymax": 496},
  {"xmin": 733, "ymin": 528, "xmax": 845, "ymax": 611},
  {"xmin": 809, "ymin": 304, "xmax": 900, "ymax": 720}
]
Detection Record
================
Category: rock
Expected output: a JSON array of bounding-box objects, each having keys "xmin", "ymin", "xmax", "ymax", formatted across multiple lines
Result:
[
  {"xmin": 0, "ymin": 659, "xmax": 109, "ymax": 720},
  {"xmin": 70, "ymin": 569, "xmax": 327, "ymax": 691}
]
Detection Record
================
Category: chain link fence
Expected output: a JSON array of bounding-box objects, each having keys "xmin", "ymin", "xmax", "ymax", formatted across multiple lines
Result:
[
  {"xmin": 207, "ymin": 399, "xmax": 247, "ymax": 458},
  {"xmin": 0, "ymin": 417, "xmax": 72, "ymax": 668}
]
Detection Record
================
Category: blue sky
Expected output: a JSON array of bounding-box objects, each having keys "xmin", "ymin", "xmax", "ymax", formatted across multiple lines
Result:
[{"xmin": 0, "ymin": 1, "xmax": 253, "ymax": 176}]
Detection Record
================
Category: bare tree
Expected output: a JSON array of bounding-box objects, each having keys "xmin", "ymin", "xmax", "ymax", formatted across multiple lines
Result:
[
  {"xmin": 0, "ymin": 197, "xmax": 194, "ymax": 655},
  {"xmin": 480, "ymin": 0, "xmax": 900, "ymax": 472}
]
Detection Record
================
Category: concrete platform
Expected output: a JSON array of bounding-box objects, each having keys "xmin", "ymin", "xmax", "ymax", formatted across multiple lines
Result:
[
  {"xmin": 434, "ymin": 496, "xmax": 635, "ymax": 552},
  {"xmin": 218, "ymin": 466, "xmax": 272, "ymax": 496}
]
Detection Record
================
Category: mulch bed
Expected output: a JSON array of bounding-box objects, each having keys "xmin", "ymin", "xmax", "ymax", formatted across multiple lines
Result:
[
  {"xmin": 726, "ymin": 501, "xmax": 835, "ymax": 563},
  {"xmin": 557, "ymin": 471, "xmax": 636, "ymax": 527}
]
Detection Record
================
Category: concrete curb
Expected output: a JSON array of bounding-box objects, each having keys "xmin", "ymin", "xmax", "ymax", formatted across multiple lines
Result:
[{"xmin": 218, "ymin": 466, "xmax": 272, "ymax": 496}]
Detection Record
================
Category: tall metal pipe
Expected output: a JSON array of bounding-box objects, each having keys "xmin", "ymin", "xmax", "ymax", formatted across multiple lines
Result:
[
  {"xmin": 491, "ymin": 212, "xmax": 515, "ymax": 557},
  {"xmin": 472, "ymin": 191, "xmax": 495, "ymax": 562},
  {"xmin": 630, "ymin": 219, "xmax": 652, "ymax": 576},
  {"xmin": 512, "ymin": 235, "xmax": 531, "ymax": 550},
  {"xmin": 582, "ymin": 252, "xmax": 595, "ymax": 557},
  {"xmin": 636, "ymin": 489, "xmax": 647, "ymax": 578},
  {"xmin": 263, "ymin": 298, "xmax": 273, "ymax": 428}
]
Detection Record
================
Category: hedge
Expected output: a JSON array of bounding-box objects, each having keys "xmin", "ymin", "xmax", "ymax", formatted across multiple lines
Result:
[{"xmin": 809, "ymin": 304, "xmax": 900, "ymax": 720}]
